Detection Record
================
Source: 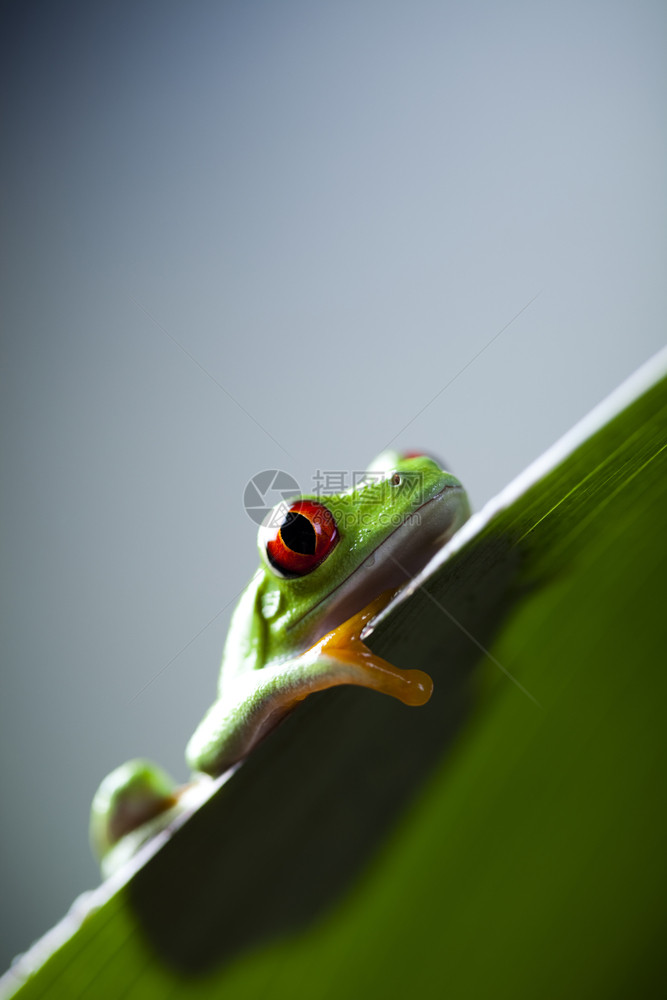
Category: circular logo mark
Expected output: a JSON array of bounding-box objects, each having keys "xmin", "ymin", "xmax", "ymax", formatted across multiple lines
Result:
[{"xmin": 243, "ymin": 469, "xmax": 301, "ymax": 525}]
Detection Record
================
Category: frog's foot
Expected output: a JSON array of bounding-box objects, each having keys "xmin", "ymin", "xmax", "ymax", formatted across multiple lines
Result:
[
  {"xmin": 90, "ymin": 759, "xmax": 191, "ymax": 875},
  {"xmin": 187, "ymin": 590, "xmax": 433, "ymax": 776},
  {"xmin": 312, "ymin": 588, "xmax": 433, "ymax": 707}
]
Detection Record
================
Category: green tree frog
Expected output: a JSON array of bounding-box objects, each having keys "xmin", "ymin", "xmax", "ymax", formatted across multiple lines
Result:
[{"xmin": 90, "ymin": 451, "xmax": 470, "ymax": 874}]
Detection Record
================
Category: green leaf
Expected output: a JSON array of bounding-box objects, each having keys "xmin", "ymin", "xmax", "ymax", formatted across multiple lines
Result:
[{"xmin": 3, "ymin": 349, "xmax": 666, "ymax": 999}]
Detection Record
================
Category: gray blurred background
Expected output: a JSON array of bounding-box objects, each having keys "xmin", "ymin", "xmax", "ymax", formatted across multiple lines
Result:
[{"xmin": 1, "ymin": 0, "xmax": 665, "ymax": 972}]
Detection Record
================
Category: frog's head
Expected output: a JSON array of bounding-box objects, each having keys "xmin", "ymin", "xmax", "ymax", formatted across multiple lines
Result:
[{"xmin": 256, "ymin": 452, "xmax": 470, "ymax": 660}]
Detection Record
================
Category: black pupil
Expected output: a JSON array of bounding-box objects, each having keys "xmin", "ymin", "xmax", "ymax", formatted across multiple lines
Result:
[{"xmin": 280, "ymin": 511, "xmax": 317, "ymax": 554}]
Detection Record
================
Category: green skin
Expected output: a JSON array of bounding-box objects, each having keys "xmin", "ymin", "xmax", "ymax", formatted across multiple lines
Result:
[{"xmin": 90, "ymin": 452, "xmax": 470, "ymax": 871}]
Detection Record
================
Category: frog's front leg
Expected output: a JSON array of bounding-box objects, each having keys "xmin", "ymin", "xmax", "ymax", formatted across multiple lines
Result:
[{"xmin": 187, "ymin": 592, "xmax": 433, "ymax": 776}]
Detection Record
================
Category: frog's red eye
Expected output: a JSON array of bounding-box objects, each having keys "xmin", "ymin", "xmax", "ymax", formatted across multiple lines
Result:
[
  {"xmin": 402, "ymin": 449, "xmax": 444, "ymax": 465},
  {"xmin": 402, "ymin": 450, "xmax": 427, "ymax": 459},
  {"xmin": 261, "ymin": 500, "xmax": 339, "ymax": 578}
]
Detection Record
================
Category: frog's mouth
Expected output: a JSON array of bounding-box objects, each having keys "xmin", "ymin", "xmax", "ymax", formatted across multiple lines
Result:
[{"xmin": 288, "ymin": 483, "xmax": 469, "ymax": 652}]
